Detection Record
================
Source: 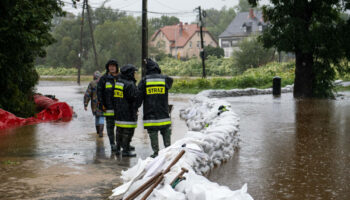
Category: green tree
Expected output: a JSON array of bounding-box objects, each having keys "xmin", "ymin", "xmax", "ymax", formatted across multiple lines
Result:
[
  {"xmin": 235, "ymin": 0, "xmax": 252, "ymax": 12},
  {"xmin": 148, "ymin": 16, "xmax": 180, "ymax": 36},
  {"xmin": 0, "ymin": 0, "xmax": 64, "ymax": 117},
  {"xmin": 204, "ymin": 7, "xmax": 236, "ymax": 40},
  {"xmin": 233, "ymin": 36, "xmax": 275, "ymax": 74},
  {"xmin": 93, "ymin": 6, "xmax": 126, "ymax": 26},
  {"xmin": 248, "ymin": 0, "xmax": 350, "ymax": 98},
  {"xmin": 204, "ymin": 45, "xmax": 224, "ymax": 58},
  {"xmin": 89, "ymin": 16, "xmax": 142, "ymax": 73}
]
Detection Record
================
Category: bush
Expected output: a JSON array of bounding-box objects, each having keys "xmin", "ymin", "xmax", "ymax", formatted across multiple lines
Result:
[
  {"xmin": 170, "ymin": 61, "xmax": 295, "ymax": 93},
  {"xmin": 36, "ymin": 66, "xmax": 78, "ymax": 76},
  {"xmin": 233, "ymin": 36, "xmax": 275, "ymax": 74}
]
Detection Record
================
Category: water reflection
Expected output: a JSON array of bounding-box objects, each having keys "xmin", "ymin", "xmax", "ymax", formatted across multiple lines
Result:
[
  {"xmin": 94, "ymin": 138, "xmax": 106, "ymax": 161},
  {"xmin": 208, "ymin": 93, "xmax": 350, "ymax": 200},
  {"xmin": 0, "ymin": 125, "xmax": 38, "ymax": 158}
]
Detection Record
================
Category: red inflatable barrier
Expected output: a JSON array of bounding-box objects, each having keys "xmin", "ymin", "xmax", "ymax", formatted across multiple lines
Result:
[{"xmin": 0, "ymin": 94, "xmax": 73, "ymax": 130}]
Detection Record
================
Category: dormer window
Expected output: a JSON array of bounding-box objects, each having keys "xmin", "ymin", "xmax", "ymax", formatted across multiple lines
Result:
[{"xmin": 242, "ymin": 22, "xmax": 252, "ymax": 33}]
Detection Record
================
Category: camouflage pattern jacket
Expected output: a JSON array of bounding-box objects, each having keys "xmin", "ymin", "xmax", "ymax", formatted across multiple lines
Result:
[{"xmin": 84, "ymin": 80, "xmax": 103, "ymax": 116}]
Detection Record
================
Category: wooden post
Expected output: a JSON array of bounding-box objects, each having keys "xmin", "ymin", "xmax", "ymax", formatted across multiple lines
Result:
[
  {"xmin": 198, "ymin": 6, "xmax": 206, "ymax": 78},
  {"xmin": 142, "ymin": 0, "xmax": 148, "ymax": 77},
  {"xmin": 86, "ymin": 0, "xmax": 98, "ymax": 69},
  {"xmin": 141, "ymin": 150, "xmax": 186, "ymax": 200},
  {"xmin": 78, "ymin": 0, "xmax": 86, "ymax": 85}
]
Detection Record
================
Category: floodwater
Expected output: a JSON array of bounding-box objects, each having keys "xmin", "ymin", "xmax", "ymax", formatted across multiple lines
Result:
[
  {"xmin": 0, "ymin": 81, "xmax": 190, "ymax": 199},
  {"xmin": 1, "ymin": 81, "xmax": 349, "ymax": 200},
  {"xmin": 208, "ymin": 93, "xmax": 350, "ymax": 200}
]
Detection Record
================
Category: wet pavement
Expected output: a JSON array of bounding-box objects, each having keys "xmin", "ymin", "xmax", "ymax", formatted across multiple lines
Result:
[
  {"xmin": 1, "ymin": 81, "xmax": 350, "ymax": 200},
  {"xmin": 0, "ymin": 81, "xmax": 190, "ymax": 200},
  {"xmin": 208, "ymin": 92, "xmax": 350, "ymax": 200}
]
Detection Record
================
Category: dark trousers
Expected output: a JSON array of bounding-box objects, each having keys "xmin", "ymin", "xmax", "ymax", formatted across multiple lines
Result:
[
  {"xmin": 106, "ymin": 117, "xmax": 116, "ymax": 146},
  {"xmin": 117, "ymin": 127, "xmax": 135, "ymax": 152},
  {"xmin": 147, "ymin": 127, "xmax": 171, "ymax": 156}
]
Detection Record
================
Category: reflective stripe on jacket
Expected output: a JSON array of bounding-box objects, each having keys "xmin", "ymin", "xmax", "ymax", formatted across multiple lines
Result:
[
  {"xmin": 113, "ymin": 74, "xmax": 139, "ymax": 128},
  {"xmin": 97, "ymin": 73, "xmax": 116, "ymax": 116},
  {"xmin": 138, "ymin": 74, "xmax": 173, "ymax": 130}
]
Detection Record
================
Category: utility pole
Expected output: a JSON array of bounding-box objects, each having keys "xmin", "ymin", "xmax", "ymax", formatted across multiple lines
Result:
[
  {"xmin": 197, "ymin": 6, "xmax": 206, "ymax": 78},
  {"xmin": 86, "ymin": 0, "xmax": 98, "ymax": 69},
  {"xmin": 141, "ymin": 0, "xmax": 148, "ymax": 77},
  {"xmin": 78, "ymin": 0, "xmax": 98, "ymax": 85},
  {"xmin": 78, "ymin": 0, "xmax": 86, "ymax": 85}
]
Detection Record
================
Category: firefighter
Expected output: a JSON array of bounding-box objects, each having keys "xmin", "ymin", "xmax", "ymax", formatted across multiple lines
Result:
[
  {"xmin": 137, "ymin": 58, "xmax": 173, "ymax": 158},
  {"xmin": 114, "ymin": 64, "xmax": 139, "ymax": 157},
  {"xmin": 97, "ymin": 59, "xmax": 119, "ymax": 152},
  {"xmin": 84, "ymin": 71, "xmax": 104, "ymax": 137}
]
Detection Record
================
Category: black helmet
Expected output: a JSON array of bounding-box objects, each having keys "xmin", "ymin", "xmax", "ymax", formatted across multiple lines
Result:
[
  {"xmin": 121, "ymin": 64, "xmax": 138, "ymax": 75},
  {"xmin": 145, "ymin": 58, "xmax": 161, "ymax": 75},
  {"xmin": 105, "ymin": 59, "xmax": 119, "ymax": 72},
  {"xmin": 121, "ymin": 64, "xmax": 138, "ymax": 81}
]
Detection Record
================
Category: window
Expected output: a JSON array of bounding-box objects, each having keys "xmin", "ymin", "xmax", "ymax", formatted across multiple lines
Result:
[
  {"xmin": 243, "ymin": 26, "xmax": 247, "ymax": 33},
  {"xmin": 221, "ymin": 41, "xmax": 230, "ymax": 48},
  {"xmin": 189, "ymin": 41, "xmax": 192, "ymax": 48},
  {"xmin": 197, "ymin": 41, "xmax": 200, "ymax": 48},
  {"xmin": 258, "ymin": 25, "xmax": 263, "ymax": 31}
]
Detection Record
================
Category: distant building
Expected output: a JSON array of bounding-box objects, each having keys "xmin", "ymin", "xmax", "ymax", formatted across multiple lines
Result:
[
  {"xmin": 219, "ymin": 9, "xmax": 267, "ymax": 58},
  {"xmin": 150, "ymin": 22, "xmax": 218, "ymax": 59}
]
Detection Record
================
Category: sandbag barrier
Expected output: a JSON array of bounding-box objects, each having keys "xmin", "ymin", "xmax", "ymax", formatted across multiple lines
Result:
[
  {"xmin": 198, "ymin": 85, "xmax": 293, "ymax": 98},
  {"xmin": 110, "ymin": 92, "xmax": 253, "ymax": 200}
]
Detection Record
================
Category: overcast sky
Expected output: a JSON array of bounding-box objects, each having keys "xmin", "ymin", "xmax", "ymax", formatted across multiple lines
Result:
[{"xmin": 63, "ymin": 0, "xmax": 268, "ymax": 23}]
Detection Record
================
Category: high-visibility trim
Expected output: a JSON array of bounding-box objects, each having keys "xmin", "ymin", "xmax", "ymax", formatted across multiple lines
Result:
[
  {"xmin": 146, "ymin": 78, "xmax": 165, "ymax": 86},
  {"xmin": 146, "ymin": 86, "xmax": 165, "ymax": 95},
  {"xmin": 115, "ymin": 120, "xmax": 137, "ymax": 128},
  {"xmin": 105, "ymin": 82, "xmax": 112, "ymax": 88},
  {"xmin": 114, "ymin": 90, "xmax": 123, "ymax": 98},
  {"xmin": 104, "ymin": 110, "xmax": 114, "ymax": 116},
  {"xmin": 115, "ymin": 82, "xmax": 124, "ymax": 90},
  {"xmin": 143, "ymin": 118, "xmax": 171, "ymax": 127},
  {"xmin": 146, "ymin": 81, "xmax": 165, "ymax": 86},
  {"xmin": 114, "ymin": 85, "xmax": 123, "ymax": 90}
]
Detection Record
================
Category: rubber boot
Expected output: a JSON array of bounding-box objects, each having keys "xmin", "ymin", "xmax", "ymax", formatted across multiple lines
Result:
[
  {"xmin": 115, "ymin": 128, "xmax": 121, "ymax": 155},
  {"xmin": 106, "ymin": 117, "xmax": 115, "ymax": 151},
  {"xmin": 148, "ymin": 130, "xmax": 159, "ymax": 158},
  {"xmin": 98, "ymin": 124, "xmax": 104, "ymax": 138},
  {"xmin": 128, "ymin": 130, "xmax": 135, "ymax": 151},
  {"xmin": 122, "ymin": 132, "xmax": 136, "ymax": 157},
  {"xmin": 95, "ymin": 125, "xmax": 99, "ymax": 135},
  {"xmin": 161, "ymin": 128, "xmax": 171, "ymax": 148}
]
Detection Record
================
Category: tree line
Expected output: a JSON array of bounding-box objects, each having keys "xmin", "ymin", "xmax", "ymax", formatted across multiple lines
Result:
[{"xmin": 35, "ymin": 5, "xmax": 241, "ymax": 74}]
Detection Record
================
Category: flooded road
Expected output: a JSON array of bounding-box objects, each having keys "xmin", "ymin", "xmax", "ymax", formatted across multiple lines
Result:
[
  {"xmin": 1, "ymin": 81, "xmax": 349, "ymax": 199},
  {"xmin": 0, "ymin": 81, "xmax": 190, "ymax": 199},
  {"xmin": 208, "ymin": 93, "xmax": 350, "ymax": 200}
]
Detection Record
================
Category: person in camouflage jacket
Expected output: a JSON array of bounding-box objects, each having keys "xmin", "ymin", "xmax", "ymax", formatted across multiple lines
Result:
[{"xmin": 84, "ymin": 71, "xmax": 104, "ymax": 137}]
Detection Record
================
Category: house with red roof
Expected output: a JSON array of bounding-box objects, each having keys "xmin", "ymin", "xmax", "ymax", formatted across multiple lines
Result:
[{"xmin": 150, "ymin": 22, "xmax": 218, "ymax": 59}]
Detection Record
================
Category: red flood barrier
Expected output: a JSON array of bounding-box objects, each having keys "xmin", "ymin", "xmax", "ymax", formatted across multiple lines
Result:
[{"xmin": 0, "ymin": 94, "xmax": 73, "ymax": 130}]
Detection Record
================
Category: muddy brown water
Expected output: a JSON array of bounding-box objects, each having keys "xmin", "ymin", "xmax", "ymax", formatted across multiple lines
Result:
[
  {"xmin": 1, "ymin": 81, "xmax": 349, "ymax": 199},
  {"xmin": 208, "ymin": 93, "xmax": 350, "ymax": 200},
  {"xmin": 0, "ymin": 81, "xmax": 190, "ymax": 199}
]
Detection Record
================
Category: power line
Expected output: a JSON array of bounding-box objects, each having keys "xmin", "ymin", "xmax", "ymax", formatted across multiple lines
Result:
[
  {"xmin": 153, "ymin": 0, "xmax": 184, "ymax": 12},
  {"xmin": 61, "ymin": 0, "xmax": 195, "ymax": 16}
]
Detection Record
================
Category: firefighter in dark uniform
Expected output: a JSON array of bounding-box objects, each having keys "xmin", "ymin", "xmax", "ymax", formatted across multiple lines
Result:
[
  {"xmin": 137, "ymin": 58, "xmax": 173, "ymax": 158},
  {"xmin": 97, "ymin": 59, "xmax": 119, "ymax": 152},
  {"xmin": 114, "ymin": 64, "xmax": 139, "ymax": 157}
]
